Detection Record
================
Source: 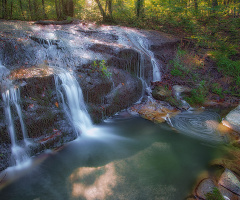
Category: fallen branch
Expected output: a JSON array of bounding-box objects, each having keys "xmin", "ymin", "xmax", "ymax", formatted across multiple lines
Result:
[{"xmin": 34, "ymin": 19, "xmax": 73, "ymax": 25}]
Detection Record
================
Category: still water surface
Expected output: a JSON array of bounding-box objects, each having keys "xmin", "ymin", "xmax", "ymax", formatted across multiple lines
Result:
[{"xmin": 0, "ymin": 114, "xmax": 225, "ymax": 200}]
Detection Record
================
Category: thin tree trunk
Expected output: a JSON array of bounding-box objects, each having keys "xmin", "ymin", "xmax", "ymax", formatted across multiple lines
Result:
[
  {"xmin": 59, "ymin": 0, "xmax": 62, "ymax": 18},
  {"xmin": 95, "ymin": 0, "xmax": 107, "ymax": 20},
  {"xmin": 107, "ymin": 0, "xmax": 113, "ymax": 19},
  {"xmin": 19, "ymin": 0, "xmax": 25, "ymax": 19},
  {"xmin": 212, "ymin": 0, "xmax": 218, "ymax": 13},
  {"xmin": 28, "ymin": 0, "xmax": 34, "ymax": 20},
  {"xmin": 2, "ymin": 0, "xmax": 5, "ymax": 19},
  {"xmin": 41, "ymin": 0, "xmax": 48, "ymax": 19},
  {"xmin": 3, "ymin": 0, "xmax": 8, "ymax": 19},
  {"xmin": 55, "ymin": 0, "xmax": 60, "ymax": 19},
  {"xmin": 33, "ymin": 0, "xmax": 39, "ymax": 20},
  {"xmin": 10, "ymin": 0, "xmax": 13, "ymax": 19},
  {"xmin": 68, "ymin": 0, "xmax": 74, "ymax": 17},
  {"xmin": 62, "ymin": 0, "xmax": 67, "ymax": 17},
  {"xmin": 136, "ymin": 0, "xmax": 144, "ymax": 18},
  {"xmin": 194, "ymin": 0, "xmax": 198, "ymax": 14}
]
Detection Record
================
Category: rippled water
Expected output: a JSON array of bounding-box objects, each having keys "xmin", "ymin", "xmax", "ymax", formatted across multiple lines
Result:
[
  {"xmin": 170, "ymin": 110, "xmax": 226, "ymax": 142},
  {"xmin": 0, "ymin": 113, "xmax": 225, "ymax": 200}
]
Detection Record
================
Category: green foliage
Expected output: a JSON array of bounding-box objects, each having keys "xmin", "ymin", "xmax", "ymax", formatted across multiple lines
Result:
[
  {"xmin": 92, "ymin": 60, "xmax": 112, "ymax": 79},
  {"xmin": 210, "ymin": 51, "xmax": 240, "ymax": 95},
  {"xmin": 211, "ymin": 83, "xmax": 223, "ymax": 98},
  {"xmin": 205, "ymin": 187, "xmax": 225, "ymax": 200},
  {"xmin": 185, "ymin": 80, "xmax": 207, "ymax": 105},
  {"xmin": 170, "ymin": 49, "xmax": 186, "ymax": 77}
]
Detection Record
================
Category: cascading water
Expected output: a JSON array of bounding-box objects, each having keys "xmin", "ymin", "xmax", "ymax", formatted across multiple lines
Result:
[
  {"xmin": 2, "ymin": 87, "xmax": 30, "ymax": 167},
  {"xmin": 30, "ymin": 27, "xmax": 93, "ymax": 137},
  {"xmin": 0, "ymin": 63, "xmax": 31, "ymax": 167},
  {"xmin": 119, "ymin": 28, "xmax": 161, "ymax": 82},
  {"xmin": 55, "ymin": 69, "xmax": 92, "ymax": 136}
]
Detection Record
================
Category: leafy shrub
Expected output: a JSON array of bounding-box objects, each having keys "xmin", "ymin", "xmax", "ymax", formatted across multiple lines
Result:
[
  {"xmin": 211, "ymin": 83, "xmax": 223, "ymax": 98},
  {"xmin": 205, "ymin": 187, "xmax": 225, "ymax": 200},
  {"xmin": 184, "ymin": 80, "xmax": 207, "ymax": 105},
  {"xmin": 92, "ymin": 60, "xmax": 112, "ymax": 78}
]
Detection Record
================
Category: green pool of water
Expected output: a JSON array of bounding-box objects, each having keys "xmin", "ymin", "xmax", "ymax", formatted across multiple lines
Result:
[{"xmin": 0, "ymin": 115, "xmax": 225, "ymax": 200}]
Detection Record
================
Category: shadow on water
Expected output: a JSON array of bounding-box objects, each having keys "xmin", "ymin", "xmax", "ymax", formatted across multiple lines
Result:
[{"xmin": 0, "ymin": 116, "xmax": 225, "ymax": 200}]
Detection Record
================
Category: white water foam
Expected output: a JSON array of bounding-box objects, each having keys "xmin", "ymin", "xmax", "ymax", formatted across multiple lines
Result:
[
  {"xmin": 2, "ymin": 87, "xmax": 31, "ymax": 167},
  {"xmin": 55, "ymin": 69, "xmax": 92, "ymax": 136},
  {"xmin": 119, "ymin": 27, "xmax": 161, "ymax": 82}
]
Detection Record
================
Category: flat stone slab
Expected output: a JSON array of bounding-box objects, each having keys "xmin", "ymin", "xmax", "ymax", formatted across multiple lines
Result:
[
  {"xmin": 219, "ymin": 168, "xmax": 240, "ymax": 196},
  {"xmin": 195, "ymin": 178, "xmax": 216, "ymax": 199}
]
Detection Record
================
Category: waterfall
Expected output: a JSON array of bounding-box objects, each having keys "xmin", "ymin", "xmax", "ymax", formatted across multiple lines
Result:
[
  {"xmin": 2, "ymin": 87, "xmax": 30, "ymax": 167},
  {"xmin": 55, "ymin": 69, "xmax": 92, "ymax": 136},
  {"xmin": 120, "ymin": 28, "xmax": 161, "ymax": 82},
  {"xmin": 1, "ymin": 62, "xmax": 31, "ymax": 167},
  {"xmin": 31, "ymin": 30, "xmax": 93, "ymax": 136}
]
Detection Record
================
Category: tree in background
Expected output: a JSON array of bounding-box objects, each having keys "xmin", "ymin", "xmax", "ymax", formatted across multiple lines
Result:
[
  {"xmin": 136, "ymin": 0, "xmax": 144, "ymax": 18},
  {"xmin": 94, "ymin": 0, "xmax": 113, "ymax": 22}
]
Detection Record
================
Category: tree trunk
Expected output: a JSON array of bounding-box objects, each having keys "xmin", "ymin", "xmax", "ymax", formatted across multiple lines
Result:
[
  {"xmin": 3, "ymin": 0, "xmax": 8, "ymax": 19},
  {"xmin": 19, "ymin": 0, "xmax": 25, "ymax": 19},
  {"xmin": 41, "ymin": 0, "xmax": 48, "ymax": 19},
  {"xmin": 107, "ymin": 0, "xmax": 113, "ymax": 20},
  {"xmin": 10, "ymin": 0, "xmax": 13, "ymax": 19},
  {"xmin": 136, "ymin": 0, "xmax": 144, "ymax": 18},
  {"xmin": 212, "ymin": 0, "xmax": 218, "ymax": 13},
  {"xmin": 68, "ymin": 0, "xmax": 74, "ymax": 17},
  {"xmin": 55, "ymin": 0, "xmax": 60, "ymax": 19},
  {"xmin": 28, "ymin": 0, "xmax": 34, "ymax": 20},
  {"xmin": 33, "ymin": 0, "xmax": 39, "ymax": 20},
  {"xmin": 94, "ymin": 0, "xmax": 107, "ymax": 20},
  {"xmin": 194, "ymin": 0, "xmax": 198, "ymax": 14},
  {"xmin": 2, "ymin": 0, "xmax": 5, "ymax": 19}
]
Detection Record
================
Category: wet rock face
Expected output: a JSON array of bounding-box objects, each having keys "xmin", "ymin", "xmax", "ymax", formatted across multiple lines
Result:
[
  {"xmin": 82, "ymin": 67, "xmax": 143, "ymax": 123},
  {"xmin": 0, "ymin": 20, "xmax": 180, "ymax": 171}
]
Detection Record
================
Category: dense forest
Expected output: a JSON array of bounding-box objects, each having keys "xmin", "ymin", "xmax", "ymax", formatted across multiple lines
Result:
[
  {"xmin": 0, "ymin": 0, "xmax": 240, "ymax": 103},
  {"xmin": 0, "ymin": 0, "xmax": 239, "ymax": 22}
]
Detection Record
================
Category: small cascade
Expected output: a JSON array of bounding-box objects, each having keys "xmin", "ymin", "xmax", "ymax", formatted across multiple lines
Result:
[
  {"xmin": 55, "ymin": 69, "xmax": 92, "ymax": 136},
  {"xmin": 2, "ymin": 87, "xmax": 30, "ymax": 167},
  {"xmin": 173, "ymin": 85, "xmax": 191, "ymax": 110},
  {"xmin": 120, "ymin": 28, "xmax": 161, "ymax": 82}
]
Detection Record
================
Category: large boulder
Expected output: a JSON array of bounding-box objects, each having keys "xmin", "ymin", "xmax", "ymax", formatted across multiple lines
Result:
[{"xmin": 222, "ymin": 105, "xmax": 240, "ymax": 133}]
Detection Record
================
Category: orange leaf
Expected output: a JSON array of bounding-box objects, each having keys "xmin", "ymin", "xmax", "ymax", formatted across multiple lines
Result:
[{"xmin": 55, "ymin": 102, "xmax": 59, "ymax": 107}]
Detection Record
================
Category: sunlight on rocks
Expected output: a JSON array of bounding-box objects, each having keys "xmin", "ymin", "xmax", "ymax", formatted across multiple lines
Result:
[
  {"xmin": 205, "ymin": 120, "xmax": 231, "ymax": 134},
  {"xmin": 9, "ymin": 66, "xmax": 54, "ymax": 80},
  {"xmin": 68, "ymin": 163, "xmax": 117, "ymax": 200},
  {"xmin": 130, "ymin": 101, "xmax": 180, "ymax": 123}
]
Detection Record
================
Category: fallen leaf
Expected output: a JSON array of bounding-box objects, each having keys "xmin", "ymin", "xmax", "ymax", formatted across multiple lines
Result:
[{"xmin": 55, "ymin": 102, "xmax": 59, "ymax": 107}]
